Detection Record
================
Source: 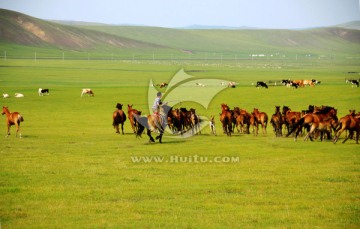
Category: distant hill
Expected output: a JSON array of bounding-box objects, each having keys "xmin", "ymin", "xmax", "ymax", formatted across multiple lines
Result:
[
  {"xmin": 0, "ymin": 9, "xmax": 171, "ymax": 52},
  {"xmin": 335, "ymin": 21, "xmax": 360, "ymax": 30},
  {"xmin": 1, "ymin": 9, "xmax": 360, "ymax": 57},
  {"xmin": 77, "ymin": 25, "xmax": 360, "ymax": 56}
]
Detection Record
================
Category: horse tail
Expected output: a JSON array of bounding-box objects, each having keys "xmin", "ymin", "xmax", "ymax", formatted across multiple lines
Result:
[
  {"xmin": 286, "ymin": 117, "xmax": 304, "ymax": 137},
  {"xmin": 18, "ymin": 114, "xmax": 24, "ymax": 122},
  {"xmin": 136, "ymin": 123, "xmax": 144, "ymax": 137}
]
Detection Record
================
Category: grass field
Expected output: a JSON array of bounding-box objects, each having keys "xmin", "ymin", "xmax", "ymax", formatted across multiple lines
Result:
[{"xmin": 0, "ymin": 59, "xmax": 359, "ymax": 228}]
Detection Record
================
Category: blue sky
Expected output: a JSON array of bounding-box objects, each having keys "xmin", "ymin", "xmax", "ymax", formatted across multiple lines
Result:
[{"xmin": 0, "ymin": 0, "xmax": 359, "ymax": 28}]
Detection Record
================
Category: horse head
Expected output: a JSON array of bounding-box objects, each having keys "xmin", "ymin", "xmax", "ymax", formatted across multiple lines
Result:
[
  {"xmin": 221, "ymin": 103, "xmax": 230, "ymax": 112},
  {"xmin": 116, "ymin": 103, "xmax": 123, "ymax": 110},
  {"xmin": 1, "ymin": 106, "xmax": 8, "ymax": 115}
]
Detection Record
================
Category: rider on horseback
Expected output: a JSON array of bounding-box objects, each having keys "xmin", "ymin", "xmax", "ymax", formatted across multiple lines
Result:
[{"xmin": 152, "ymin": 92, "xmax": 163, "ymax": 115}]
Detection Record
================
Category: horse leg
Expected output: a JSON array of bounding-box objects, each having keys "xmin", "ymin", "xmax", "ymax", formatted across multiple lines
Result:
[
  {"xmin": 121, "ymin": 122, "xmax": 124, "ymax": 135},
  {"xmin": 147, "ymin": 129, "xmax": 155, "ymax": 142},
  {"xmin": 114, "ymin": 124, "xmax": 120, "ymax": 134},
  {"xmin": 14, "ymin": 121, "xmax": 21, "ymax": 138},
  {"xmin": 6, "ymin": 124, "xmax": 11, "ymax": 137},
  {"xmin": 333, "ymin": 128, "xmax": 345, "ymax": 144}
]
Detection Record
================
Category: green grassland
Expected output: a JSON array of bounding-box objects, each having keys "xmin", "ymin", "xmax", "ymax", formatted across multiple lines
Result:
[{"xmin": 0, "ymin": 59, "xmax": 360, "ymax": 228}]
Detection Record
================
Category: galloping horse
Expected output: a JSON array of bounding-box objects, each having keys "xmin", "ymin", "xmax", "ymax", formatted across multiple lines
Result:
[
  {"xmin": 127, "ymin": 104, "xmax": 141, "ymax": 133},
  {"xmin": 220, "ymin": 103, "xmax": 233, "ymax": 136},
  {"xmin": 252, "ymin": 108, "xmax": 268, "ymax": 135},
  {"xmin": 2, "ymin": 106, "xmax": 24, "ymax": 138},
  {"xmin": 333, "ymin": 110, "xmax": 360, "ymax": 144},
  {"xmin": 270, "ymin": 106, "xmax": 283, "ymax": 137},
  {"xmin": 287, "ymin": 106, "xmax": 337, "ymax": 141},
  {"xmin": 233, "ymin": 107, "xmax": 250, "ymax": 134},
  {"xmin": 282, "ymin": 106, "xmax": 301, "ymax": 135},
  {"xmin": 135, "ymin": 104, "xmax": 172, "ymax": 143},
  {"xmin": 113, "ymin": 103, "xmax": 126, "ymax": 134}
]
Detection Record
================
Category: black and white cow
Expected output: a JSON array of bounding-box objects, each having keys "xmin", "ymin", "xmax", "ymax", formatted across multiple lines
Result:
[
  {"xmin": 38, "ymin": 88, "xmax": 49, "ymax": 96},
  {"xmin": 346, "ymin": 79, "xmax": 359, "ymax": 87},
  {"xmin": 256, "ymin": 81, "xmax": 268, "ymax": 89},
  {"xmin": 281, "ymin": 80, "xmax": 299, "ymax": 89}
]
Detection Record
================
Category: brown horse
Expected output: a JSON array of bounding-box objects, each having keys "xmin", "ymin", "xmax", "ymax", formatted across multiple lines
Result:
[
  {"xmin": 270, "ymin": 106, "xmax": 283, "ymax": 137},
  {"xmin": 127, "ymin": 104, "xmax": 141, "ymax": 133},
  {"xmin": 282, "ymin": 106, "xmax": 301, "ymax": 135},
  {"xmin": 220, "ymin": 104, "xmax": 233, "ymax": 136},
  {"xmin": 287, "ymin": 106, "xmax": 337, "ymax": 141},
  {"xmin": 113, "ymin": 103, "xmax": 126, "ymax": 134},
  {"xmin": 252, "ymin": 108, "xmax": 268, "ymax": 135},
  {"xmin": 233, "ymin": 107, "xmax": 250, "ymax": 134},
  {"xmin": 190, "ymin": 108, "xmax": 201, "ymax": 135},
  {"xmin": 2, "ymin": 106, "xmax": 24, "ymax": 138},
  {"xmin": 333, "ymin": 110, "xmax": 360, "ymax": 144},
  {"xmin": 135, "ymin": 104, "xmax": 172, "ymax": 143}
]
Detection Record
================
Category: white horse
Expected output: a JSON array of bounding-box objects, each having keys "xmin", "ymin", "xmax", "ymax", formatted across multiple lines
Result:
[{"xmin": 2, "ymin": 93, "xmax": 10, "ymax": 98}]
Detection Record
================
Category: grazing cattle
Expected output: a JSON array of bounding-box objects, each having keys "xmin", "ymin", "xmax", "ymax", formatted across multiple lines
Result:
[
  {"xmin": 312, "ymin": 79, "xmax": 321, "ymax": 85},
  {"xmin": 303, "ymin": 79, "xmax": 315, "ymax": 87},
  {"xmin": 14, "ymin": 93, "xmax": 24, "ymax": 98},
  {"xmin": 196, "ymin": 83, "xmax": 205, "ymax": 87},
  {"xmin": 113, "ymin": 103, "xmax": 126, "ymax": 134},
  {"xmin": 81, "ymin": 88, "xmax": 94, "ymax": 97},
  {"xmin": 292, "ymin": 80, "xmax": 304, "ymax": 87},
  {"xmin": 209, "ymin": 115, "xmax": 216, "ymax": 135},
  {"xmin": 3, "ymin": 93, "xmax": 10, "ymax": 98},
  {"xmin": 256, "ymin": 81, "xmax": 268, "ymax": 89},
  {"xmin": 38, "ymin": 88, "xmax": 49, "ymax": 96},
  {"xmin": 228, "ymin": 82, "xmax": 237, "ymax": 88},
  {"xmin": 282, "ymin": 80, "xmax": 299, "ymax": 89},
  {"xmin": 1, "ymin": 106, "xmax": 24, "ymax": 138},
  {"xmin": 156, "ymin": 82, "xmax": 168, "ymax": 88},
  {"xmin": 346, "ymin": 79, "xmax": 359, "ymax": 87}
]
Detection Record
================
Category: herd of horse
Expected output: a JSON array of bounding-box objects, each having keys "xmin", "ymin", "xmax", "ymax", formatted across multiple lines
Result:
[
  {"xmin": 219, "ymin": 104, "xmax": 360, "ymax": 144},
  {"xmin": 110, "ymin": 102, "xmax": 360, "ymax": 144},
  {"xmin": 2, "ymin": 102, "xmax": 359, "ymax": 144}
]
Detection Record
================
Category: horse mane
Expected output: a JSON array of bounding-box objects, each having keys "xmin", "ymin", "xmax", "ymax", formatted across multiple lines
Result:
[{"xmin": 314, "ymin": 106, "xmax": 334, "ymax": 114}]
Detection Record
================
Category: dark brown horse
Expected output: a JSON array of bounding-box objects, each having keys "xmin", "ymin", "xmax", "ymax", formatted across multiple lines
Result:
[
  {"xmin": 113, "ymin": 103, "xmax": 126, "ymax": 134},
  {"xmin": 287, "ymin": 106, "xmax": 337, "ymax": 141},
  {"xmin": 270, "ymin": 106, "xmax": 283, "ymax": 137},
  {"xmin": 135, "ymin": 104, "xmax": 172, "ymax": 143},
  {"xmin": 2, "ymin": 106, "xmax": 24, "ymax": 138},
  {"xmin": 220, "ymin": 103, "xmax": 233, "ymax": 136},
  {"xmin": 282, "ymin": 106, "xmax": 301, "ymax": 135},
  {"xmin": 252, "ymin": 108, "xmax": 268, "ymax": 135},
  {"xmin": 333, "ymin": 110, "xmax": 360, "ymax": 144},
  {"xmin": 127, "ymin": 104, "xmax": 141, "ymax": 133}
]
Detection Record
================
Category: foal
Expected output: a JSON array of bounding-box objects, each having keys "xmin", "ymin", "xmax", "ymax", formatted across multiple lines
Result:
[{"xmin": 1, "ymin": 106, "xmax": 24, "ymax": 138}]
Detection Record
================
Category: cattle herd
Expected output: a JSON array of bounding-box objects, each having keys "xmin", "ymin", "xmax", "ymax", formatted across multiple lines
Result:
[{"xmin": 255, "ymin": 79, "xmax": 321, "ymax": 89}]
